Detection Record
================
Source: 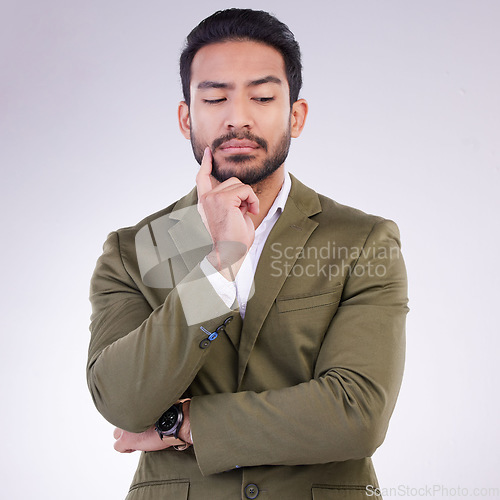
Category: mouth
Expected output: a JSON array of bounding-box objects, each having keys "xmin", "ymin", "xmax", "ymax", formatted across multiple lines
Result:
[{"xmin": 218, "ymin": 139, "xmax": 260, "ymax": 155}]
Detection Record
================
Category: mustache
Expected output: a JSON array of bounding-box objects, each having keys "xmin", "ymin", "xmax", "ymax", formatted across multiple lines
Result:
[{"xmin": 212, "ymin": 131, "xmax": 268, "ymax": 152}]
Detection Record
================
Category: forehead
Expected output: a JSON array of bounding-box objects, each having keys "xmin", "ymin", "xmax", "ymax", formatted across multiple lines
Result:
[{"xmin": 190, "ymin": 40, "xmax": 287, "ymax": 88}]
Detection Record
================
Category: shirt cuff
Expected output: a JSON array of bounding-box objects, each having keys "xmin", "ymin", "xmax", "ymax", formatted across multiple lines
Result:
[{"xmin": 200, "ymin": 257, "xmax": 237, "ymax": 309}]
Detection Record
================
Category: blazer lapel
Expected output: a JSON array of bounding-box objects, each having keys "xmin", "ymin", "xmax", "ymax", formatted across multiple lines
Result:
[{"xmin": 237, "ymin": 175, "xmax": 322, "ymax": 386}]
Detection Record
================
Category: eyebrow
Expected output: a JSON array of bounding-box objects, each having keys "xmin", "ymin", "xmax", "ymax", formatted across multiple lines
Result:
[
  {"xmin": 197, "ymin": 75, "xmax": 282, "ymax": 90},
  {"xmin": 197, "ymin": 81, "xmax": 233, "ymax": 90},
  {"xmin": 248, "ymin": 76, "xmax": 282, "ymax": 87}
]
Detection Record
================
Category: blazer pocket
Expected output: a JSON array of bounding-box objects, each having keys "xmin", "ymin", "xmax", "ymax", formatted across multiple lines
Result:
[
  {"xmin": 126, "ymin": 480, "xmax": 189, "ymax": 500},
  {"xmin": 277, "ymin": 288, "xmax": 341, "ymax": 314},
  {"xmin": 312, "ymin": 485, "xmax": 371, "ymax": 499}
]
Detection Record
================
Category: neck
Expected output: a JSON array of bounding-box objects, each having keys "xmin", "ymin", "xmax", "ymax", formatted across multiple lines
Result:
[{"xmin": 248, "ymin": 165, "xmax": 286, "ymax": 228}]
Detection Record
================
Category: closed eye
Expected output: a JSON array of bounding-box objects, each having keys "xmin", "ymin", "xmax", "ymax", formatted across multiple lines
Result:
[
  {"xmin": 253, "ymin": 97, "xmax": 275, "ymax": 103},
  {"xmin": 203, "ymin": 98, "xmax": 226, "ymax": 104}
]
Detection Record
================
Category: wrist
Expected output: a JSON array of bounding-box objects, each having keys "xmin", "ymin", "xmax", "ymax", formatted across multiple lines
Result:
[
  {"xmin": 178, "ymin": 400, "xmax": 192, "ymax": 445},
  {"xmin": 207, "ymin": 244, "xmax": 246, "ymax": 280}
]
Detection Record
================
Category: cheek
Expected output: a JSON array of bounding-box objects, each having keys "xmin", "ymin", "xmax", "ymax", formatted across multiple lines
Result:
[
  {"xmin": 189, "ymin": 110, "xmax": 220, "ymax": 142},
  {"xmin": 189, "ymin": 118, "xmax": 208, "ymax": 144},
  {"xmin": 265, "ymin": 105, "xmax": 292, "ymax": 129},
  {"xmin": 263, "ymin": 111, "xmax": 291, "ymax": 142}
]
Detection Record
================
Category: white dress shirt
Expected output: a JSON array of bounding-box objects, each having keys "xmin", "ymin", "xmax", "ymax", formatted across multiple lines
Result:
[{"xmin": 200, "ymin": 171, "xmax": 291, "ymax": 318}]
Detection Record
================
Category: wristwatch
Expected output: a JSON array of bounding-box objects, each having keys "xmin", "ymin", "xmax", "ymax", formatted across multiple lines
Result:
[{"xmin": 154, "ymin": 402, "xmax": 184, "ymax": 440}]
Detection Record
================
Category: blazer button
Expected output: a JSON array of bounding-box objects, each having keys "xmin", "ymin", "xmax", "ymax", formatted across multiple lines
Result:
[
  {"xmin": 244, "ymin": 483, "xmax": 259, "ymax": 499},
  {"xmin": 199, "ymin": 339, "xmax": 211, "ymax": 349}
]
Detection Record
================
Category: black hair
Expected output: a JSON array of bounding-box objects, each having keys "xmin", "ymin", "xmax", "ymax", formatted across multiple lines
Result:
[{"xmin": 180, "ymin": 8, "xmax": 302, "ymax": 107}]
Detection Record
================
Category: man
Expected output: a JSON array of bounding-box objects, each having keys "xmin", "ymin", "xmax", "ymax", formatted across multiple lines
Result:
[{"xmin": 87, "ymin": 8, "xmax": 408, "ymax": 500}]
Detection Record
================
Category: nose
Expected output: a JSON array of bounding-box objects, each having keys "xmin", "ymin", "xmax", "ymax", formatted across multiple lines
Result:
[{"xmin": 224, "ymin": 96, "xmax": 253, "ymax": 130}]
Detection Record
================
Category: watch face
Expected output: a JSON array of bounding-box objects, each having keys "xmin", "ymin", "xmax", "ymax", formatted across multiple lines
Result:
[{"xmin": 158, "ymin": 407, "xmax": 179, "ymax": 432}]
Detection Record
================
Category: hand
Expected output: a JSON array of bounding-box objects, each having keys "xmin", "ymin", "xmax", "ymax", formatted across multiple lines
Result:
[
  {"xmin": 113, "ymin": 426, "xmax": 183, "ymax": 453},
  {"xmin": 196, "ymin": 147, "xmax": 259, "ymax": 279},
  {"xmin": 114, "ymin": 401, "xmax": 192, "ymax": 453}
]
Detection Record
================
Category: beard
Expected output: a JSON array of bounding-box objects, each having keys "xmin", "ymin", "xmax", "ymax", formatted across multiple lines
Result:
[{"xmin": 190, "ymin": 126, "xmax": 291, "ymax": 185}]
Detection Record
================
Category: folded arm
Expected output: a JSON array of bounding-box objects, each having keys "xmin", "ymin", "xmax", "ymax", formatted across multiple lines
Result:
[{"xmin": 87, "ymin": 231, "xmax": 236, "ymax": 433}]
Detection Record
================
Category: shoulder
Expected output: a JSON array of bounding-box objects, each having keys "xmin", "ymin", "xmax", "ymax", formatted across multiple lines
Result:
[
  {"xmin": 110, "ymin": 187, "xmax": 198, "ymax": 242},
  {"xmin": 289, "ymin": 174, "xmax": 400, "ymax": 244},
  {"xmin": 95, "ymin": 187, "xmax": 199, "ymax": 278}
]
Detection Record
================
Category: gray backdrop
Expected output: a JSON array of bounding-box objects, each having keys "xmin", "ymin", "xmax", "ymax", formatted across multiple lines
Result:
[{"xmin": 1, "ymin": 0, "xmax": 499, "ymax": 498}]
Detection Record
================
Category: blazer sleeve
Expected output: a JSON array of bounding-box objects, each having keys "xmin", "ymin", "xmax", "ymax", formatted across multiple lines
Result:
[
  {"xmin": 87, "ymin": 231, "xmax": 236, "ymax": 432},
  {"xmin": 190, "ymin": 219, "xmax": 408, "ymax": 475}
]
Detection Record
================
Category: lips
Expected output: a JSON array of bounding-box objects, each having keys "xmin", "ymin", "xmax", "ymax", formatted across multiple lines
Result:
[{"xmin": 219, "ymin": 139, "xmax": 259, "ymax": 153}]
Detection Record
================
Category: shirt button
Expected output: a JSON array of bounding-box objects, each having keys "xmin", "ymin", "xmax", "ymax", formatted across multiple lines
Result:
[
  {"xmin": 244, "ymin": 483, "xmax": 259, "ymax": 499},
  {"xmin": 199, "ymin": 339, "xmax": 211, "ymax": 349}
]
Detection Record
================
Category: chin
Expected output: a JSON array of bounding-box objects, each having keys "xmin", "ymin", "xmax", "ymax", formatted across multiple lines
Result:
[
  {"xmin": 213, "ymin": 163, "xmax": 282, "ymax": 186},
  {"xmin": 211, "ymin": 158, "xmax": 255, "ymax": 183}
]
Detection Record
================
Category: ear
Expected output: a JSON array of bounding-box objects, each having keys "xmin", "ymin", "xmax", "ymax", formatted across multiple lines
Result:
[
  {"xmin": 178, "ymin": 101, "xmax": 191, "ymax": 139},
  {"xmin": 290, "ymin": 99, "xmax": 308, "ymax": 138}
]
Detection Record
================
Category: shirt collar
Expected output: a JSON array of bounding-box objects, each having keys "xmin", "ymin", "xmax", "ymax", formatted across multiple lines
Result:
[{"xmin": 254, "ymin": 168, "xmax": 291, "ymax": 236}]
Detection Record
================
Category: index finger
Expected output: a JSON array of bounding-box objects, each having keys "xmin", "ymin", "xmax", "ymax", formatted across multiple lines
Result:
[{"xmin": 196, "ymin": 147, "xmax": 213, "ymax": 198}]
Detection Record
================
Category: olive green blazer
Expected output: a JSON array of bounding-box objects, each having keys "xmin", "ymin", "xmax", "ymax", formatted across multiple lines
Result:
[{"xmin": 87, "ymin": 175, "xmax": 408, "ymax": 499}]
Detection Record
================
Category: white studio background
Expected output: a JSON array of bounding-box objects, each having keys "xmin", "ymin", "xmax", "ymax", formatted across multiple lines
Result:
[{"xmin": 1, "ymin": 1, "xmax": 499, "ymax": 499}]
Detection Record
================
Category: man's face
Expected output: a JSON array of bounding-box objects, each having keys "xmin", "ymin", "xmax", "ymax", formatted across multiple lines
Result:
[{"xmin": 181, "ymin": 40, "xmax": 294, "ymax": 185}]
